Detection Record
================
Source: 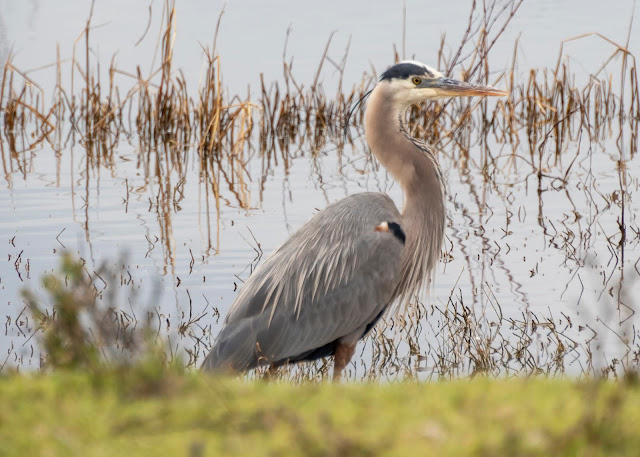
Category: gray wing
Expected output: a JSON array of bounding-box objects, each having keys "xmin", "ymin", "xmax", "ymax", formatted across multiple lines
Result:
[{"xmin": 201, "ymin": 192, "xmax": 403, "ymax": 372}]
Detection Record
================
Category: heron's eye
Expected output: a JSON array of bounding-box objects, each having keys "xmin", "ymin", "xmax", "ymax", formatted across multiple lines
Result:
[{"xmin": 412, "ymin": 77, "xmax": 422, "ymax": 85}]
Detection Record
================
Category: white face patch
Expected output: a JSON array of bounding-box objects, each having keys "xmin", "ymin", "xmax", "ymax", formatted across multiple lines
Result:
[
  {"xmin": 378, "ymin": 60, "xmax": 452, "ymax": 108},
  {"xmin": 385, "ymin": 78, "xmax": 441, "ymax": 107}
]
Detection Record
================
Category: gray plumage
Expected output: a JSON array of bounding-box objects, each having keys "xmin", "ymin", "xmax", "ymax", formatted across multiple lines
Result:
[
  {"xmin": 201, "ymin": 61, "xmax": 507, "ymax": 379},
  {"xmin": 204, "ymin": 193, "xmax": 402, "ymax": 372}
]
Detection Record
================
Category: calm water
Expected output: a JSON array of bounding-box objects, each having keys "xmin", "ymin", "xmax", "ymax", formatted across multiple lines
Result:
[{"xmin": 1, "ymin": 0, "xmax": 639, "ymax": 376}]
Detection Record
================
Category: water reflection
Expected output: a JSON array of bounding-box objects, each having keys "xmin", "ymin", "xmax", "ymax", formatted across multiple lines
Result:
[{"xmin": 1, "ymin": 0, "xmax": 639, "ymax": 378}]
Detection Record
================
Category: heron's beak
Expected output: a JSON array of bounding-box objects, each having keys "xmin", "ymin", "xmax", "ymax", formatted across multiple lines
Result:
[{"xmin": 430, "ymin": 78, "xmax": 508, "ymax": 97}]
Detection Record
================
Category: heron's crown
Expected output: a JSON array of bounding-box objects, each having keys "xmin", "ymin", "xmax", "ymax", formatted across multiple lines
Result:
[{"xmin": 380, "ymin": 61, "xmax": 442, "ymax": 82}]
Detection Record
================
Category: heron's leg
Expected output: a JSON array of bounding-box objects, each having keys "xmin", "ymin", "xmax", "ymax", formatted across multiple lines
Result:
[
  {"xmin": 262, "ymin": 363, "xmax": 278, "ymax": 381},
  {"xmin": 333, "ymin": 342, "xmax": 356, "ymax": 382}
]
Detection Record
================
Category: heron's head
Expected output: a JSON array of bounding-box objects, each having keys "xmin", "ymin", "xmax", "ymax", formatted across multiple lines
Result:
[{"xmin": 379, "ymin": 60, "xmax": 507, "ymax": 108}]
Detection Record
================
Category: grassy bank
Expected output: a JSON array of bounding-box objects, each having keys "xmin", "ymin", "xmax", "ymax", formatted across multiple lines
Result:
[{"xmin": 1, "ymin": 372, "xmax": 639, "ymax": 456}]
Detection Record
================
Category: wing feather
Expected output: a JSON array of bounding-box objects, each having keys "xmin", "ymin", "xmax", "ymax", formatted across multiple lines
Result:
[{"xmin": 202, "ymin": 193, "xmax": 403, "ymax": 372}]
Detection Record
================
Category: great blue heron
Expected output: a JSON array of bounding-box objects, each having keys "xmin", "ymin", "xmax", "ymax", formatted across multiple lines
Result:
[{"xmin": 201, "ymin": 61, "xmax": 506, "ymax": 380}]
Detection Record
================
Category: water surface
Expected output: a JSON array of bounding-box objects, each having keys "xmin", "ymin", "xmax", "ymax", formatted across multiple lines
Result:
[{"xmin": 1, "ymin": 0, "xmax": 639, "ymax": 377}]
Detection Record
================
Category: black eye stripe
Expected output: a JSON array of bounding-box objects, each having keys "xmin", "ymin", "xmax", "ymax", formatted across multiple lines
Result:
[{"xmin": 380, "ymin": 63, "xmax": 434, "ymax": 81}]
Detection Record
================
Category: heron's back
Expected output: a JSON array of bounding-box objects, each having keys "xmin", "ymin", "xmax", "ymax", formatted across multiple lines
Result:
[{"xmin": 202, "ymin": 192, "xmax": 403, "ymax": 373}]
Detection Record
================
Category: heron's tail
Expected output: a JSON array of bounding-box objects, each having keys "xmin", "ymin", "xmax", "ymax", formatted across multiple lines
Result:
[{"xmin": 200, "ymin": 321, "xmax": 260, "ymax": 373}]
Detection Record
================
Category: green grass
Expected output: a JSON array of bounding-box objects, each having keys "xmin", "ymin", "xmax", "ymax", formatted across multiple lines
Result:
[{"xmin": 1, "ymin": 372, "xmax": 639, "ymax": 457}]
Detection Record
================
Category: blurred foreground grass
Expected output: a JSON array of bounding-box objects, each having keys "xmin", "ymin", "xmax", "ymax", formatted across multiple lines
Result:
[
  {"xmin": 1, "ymin": 372, "xmax": 639, "ymax": 457},
  {"xmin": 7, "ymin": 256, "xmax": 640, "ymax": 456}
]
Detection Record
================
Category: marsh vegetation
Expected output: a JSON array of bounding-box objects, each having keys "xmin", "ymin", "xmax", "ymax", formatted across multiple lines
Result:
[{"xmin": 1, "ymin": 0, "xmax": 639, "ymax": 381}]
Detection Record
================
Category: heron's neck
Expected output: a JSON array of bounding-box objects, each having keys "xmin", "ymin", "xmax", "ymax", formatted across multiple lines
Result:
[
  {"xmin": 364, "ymin": 83, "xmax": 446, "ymax": 303},
  {"xmin": 364, "ymin": 84, "xmax": 444, "ymax": 220}
]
